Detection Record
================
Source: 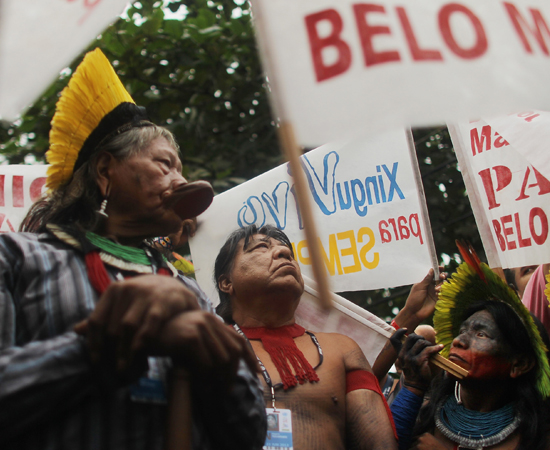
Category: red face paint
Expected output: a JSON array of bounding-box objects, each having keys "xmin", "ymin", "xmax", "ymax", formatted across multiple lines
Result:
[
  {"xmin": 452, "ymin": 351, "xmax": 512, "ymax": 380},
  {"xmin": 449, "ymin": 310, "xmax": 512, "ymax": 380}
]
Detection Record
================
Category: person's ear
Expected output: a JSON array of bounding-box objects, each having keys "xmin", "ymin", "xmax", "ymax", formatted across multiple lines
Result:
[
  {"xmin": 95, "ymin": 152, "xmax": 116, "ymax": 197},
  {"xmin": 510, "ymin": 355, "xmax": 535, "ymax": 378},
  {"xmin": 218, "ymin": 275, "xmax": 234, "ymax": 296}
]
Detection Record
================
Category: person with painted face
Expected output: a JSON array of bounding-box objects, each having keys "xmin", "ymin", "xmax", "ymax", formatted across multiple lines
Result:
[
  {"xmin": 390, "ymin": 244, "xmax": 550, "ymax": 450},
  {"xmin": 0, "ymin": 49, "xmax": 265, "ymax": 449}
]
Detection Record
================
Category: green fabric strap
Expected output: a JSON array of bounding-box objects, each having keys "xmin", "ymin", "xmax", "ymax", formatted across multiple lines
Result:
[{"xmin": 85, "ymin": 232, "xmax": 151, "ymax": 266}]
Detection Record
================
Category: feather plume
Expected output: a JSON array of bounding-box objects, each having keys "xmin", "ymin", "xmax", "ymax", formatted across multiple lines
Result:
[
  {"xmin": 456, "ymin": 239, "xmax": 486, "ymax": 282},
  {"xmin": 435, "ymin": 246, "xmax": 550, "ymax": 398},
  {"xmin": 46, "ymin": 48, "xmax": 134, "ymax": 190}
]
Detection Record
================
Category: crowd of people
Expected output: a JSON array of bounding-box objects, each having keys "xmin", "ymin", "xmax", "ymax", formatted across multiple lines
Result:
[{"xmin": 1, "ymin": 48, "xmax": 550, "ymax": 450}]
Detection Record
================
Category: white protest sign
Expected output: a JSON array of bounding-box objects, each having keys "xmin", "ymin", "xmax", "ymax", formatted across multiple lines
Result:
[
  {"xmin": 0, "ymin": 165, "xmax": 48, "ymax": 233},
  {"xmin": 484, "ymin": 111, "xmax": 550, "ymax": 183},
  {"xmin": 189, "ymin": 128, "xmax": 436, "ymax": 304},
  {"xmin": 250, "ymin": 0, "xmax": 550, "ymax": 146},
  {"xmin": 296, "ymin": 275, "xmax": 393, "ymax": 365},
  {"xmin": 0, "ymin": 0, "xmax": 130, "ymax": 121},
  {"xmin": 449, "ymin": 116, "xmax": 550, "ymax": 269}
]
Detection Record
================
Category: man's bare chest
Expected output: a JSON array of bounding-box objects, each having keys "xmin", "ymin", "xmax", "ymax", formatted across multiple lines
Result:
[{"xmin": 250, "ymin": 336, "xmax": 347, "ymax": 412}]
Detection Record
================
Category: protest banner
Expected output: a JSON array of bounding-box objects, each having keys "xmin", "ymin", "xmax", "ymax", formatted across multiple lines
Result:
[
  {"xmin": 0, "ymin": 165, "xmax": 48, "ymax": 233},
  {"xmin": 296, "ymin": 275, "xmax": 393, "ymax": 365},
  {"xmin": 484, "ymin": 111, "xmax": 550, "ymax": 182},
  {"xmin": 250, "ymin": 0, "xmax": 550, "ymax": 147},
  {"xmin": 449, "ymin": 114, "xmax": 550, "ymax": 269},
  {"xmin": 0, "ymin": 0, "xmax": 130, "ymax": 121},
  {"xmin": 189, "ymin": 128, "xmax": 437, "ymax": 304}
]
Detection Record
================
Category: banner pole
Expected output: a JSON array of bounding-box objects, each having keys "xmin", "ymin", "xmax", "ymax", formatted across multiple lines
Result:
[
  {"xmin": 165, "ymin": 368, "xmax": 192, "ymax": 450},
  {"xmin": 278, "ymin": 121, "xmax": 332, "ymax": 310},
  {"xmin": 405, "ymin": 128, "xmax": 440, "ymax": 281}
]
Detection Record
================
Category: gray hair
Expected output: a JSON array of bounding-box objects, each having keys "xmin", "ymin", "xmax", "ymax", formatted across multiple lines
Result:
[{"xmin": 21, "ymin": 125, "xmax": 179, "ymax": 233}]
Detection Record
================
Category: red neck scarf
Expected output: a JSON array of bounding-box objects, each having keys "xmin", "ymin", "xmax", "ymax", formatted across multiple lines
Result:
[{"xmin": 241, "ymin": 323, "xmax": 319, "ymax": 390}]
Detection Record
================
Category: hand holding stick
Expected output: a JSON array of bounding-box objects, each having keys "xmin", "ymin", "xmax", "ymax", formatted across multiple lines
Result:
[{"xmin": 399, "ymin": 334, "xmax": 468, "ymax": 395}]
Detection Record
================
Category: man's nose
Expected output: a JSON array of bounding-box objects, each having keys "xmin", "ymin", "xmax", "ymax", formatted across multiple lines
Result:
[
  {"xmin": 274, "ymin": 245, "xmax": 292, "ymax": 260},
  {"xmin": 452, "ymin": 333, "xmax": 468, "ymax": 349},
  {"xmin": 173, "ymin": 172, "xmax": 187, "ymax": 186}
]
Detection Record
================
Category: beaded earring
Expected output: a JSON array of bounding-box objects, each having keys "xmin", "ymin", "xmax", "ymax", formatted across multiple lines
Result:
[
  {"xmin": 454, "ymin": 381, "xmax": 462, "ymax": 404},
  {"xmin": 152, "ymin": 236, "xmax": 174, "ymax": 251},
  {"xmin": 96, "ymin": 185, "xmax": 110, "ymax": 219},
  {"xmin": 97, "ymin": 198, "xmax": 108, "ymax": 218}
]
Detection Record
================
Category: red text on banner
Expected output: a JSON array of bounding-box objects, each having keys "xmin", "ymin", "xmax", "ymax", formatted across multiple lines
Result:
[{"xmin": 305, "ymin": 2, "xmax": 550, "ymax": 83}]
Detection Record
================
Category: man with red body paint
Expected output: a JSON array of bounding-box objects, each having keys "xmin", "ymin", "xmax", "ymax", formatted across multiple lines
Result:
[
  {"xmin": 449, "ymin": 311, "xmax": 516, "ymax": 380},
  {"xmin": 390, "ymin": 256, "xmax": 550, "ymax": 450},
  {"xmin": 214, "ymin": 224, "xmax": 443, "ymax": 450}
]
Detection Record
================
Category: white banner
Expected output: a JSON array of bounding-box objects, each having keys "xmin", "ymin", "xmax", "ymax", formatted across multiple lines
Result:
[
  {"xmin": 484, "ymin": 111, "xmax": 550, "ymax": 183},
  {"xmin": 189, "ymin": 129, "xmax": 436, "ymax": 304},
  {"xmin": 297, "ymin": 275, "xmax": 393, "ymax": 365},
  {"xmin": 0, "ymin": 0, "xmax": 130, "ymax": 121},
  {"xmin": 0, "ymin": 165, "xmax": 48, "ymax": 233},
  {"xmin": 250, "ymin": 0, "xmax": 550, "ymax": 146},
  {"xmin": 0, "ymin": 162, "xmax": 395, "ymax": 364},
  {"xmin": 449, "ymin": 113, "xmax": 550, "ymax": 269}
]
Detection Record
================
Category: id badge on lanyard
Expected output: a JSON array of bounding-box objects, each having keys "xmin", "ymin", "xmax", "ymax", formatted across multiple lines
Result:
[
  {"xmin": 232, "ymin": 324, "xmax": 314, "ymax": 450},
  {"xmin": 129, "ymin": 358, "xmax": 167, "ymax": 404},
  {"xmin": 264, "ymin": 407, "xmax": 293, "ymax": 450}
]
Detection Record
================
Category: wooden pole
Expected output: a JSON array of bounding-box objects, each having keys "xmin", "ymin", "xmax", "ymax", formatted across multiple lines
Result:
[
  {"xmin": 165, "ymin": 368, "xmax": 192, "ymax": 450},
  {"xmin": 278, "ymin": 121, "xmax": 332, "ymax": 310},
  {"xmin": 405, "ymin": 128, "xmax": 440, "ymax": 282}
]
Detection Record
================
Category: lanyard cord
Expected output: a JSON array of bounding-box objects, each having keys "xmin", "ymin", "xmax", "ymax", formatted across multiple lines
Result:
[{"xmin": 232, "ymin": 323, "xmax": 324, "ymax": 409}]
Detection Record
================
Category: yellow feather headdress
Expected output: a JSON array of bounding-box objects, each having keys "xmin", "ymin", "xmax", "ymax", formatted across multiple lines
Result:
[
  {"xmin": 435, "ymin": 242, "xmax": 550, "ymax": 398},
  {"xmin": 46, "ymin": 48, "xmax": 146, "ymax": 190}
]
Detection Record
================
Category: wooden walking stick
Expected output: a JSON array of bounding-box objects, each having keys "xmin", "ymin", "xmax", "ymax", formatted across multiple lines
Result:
[{"xmin": 165, "ymin": 368, "xmax": 192, "ymax": 450}]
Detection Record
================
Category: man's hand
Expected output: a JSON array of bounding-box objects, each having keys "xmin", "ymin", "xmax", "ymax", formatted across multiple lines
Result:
[
  {"xmin": 399, "ymin": 335, "xmax": 443, "ymax": 393},
  {"xmin": 394, "ymin": 268, "xmax": 445, "ymax": 331},
  {"xmin": 155, "ymin": 311, "xmax": 260, "ymax": 380},
  {"xmin": 74, "ymin": 275, "xmax": 200, "ymax": 370},
  {"xmin": 389, "ymin": 328, "xmax": 408, "ymax": 354}
]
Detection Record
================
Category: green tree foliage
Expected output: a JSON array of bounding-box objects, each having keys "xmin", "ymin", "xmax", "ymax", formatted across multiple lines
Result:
[
  {"xmin": 0, "ymin": 0, "xmax": 282, "ymax": 190},
  {"xmin": 0, "ymin": 0, "xmax": 484, "ymax": 321}
]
